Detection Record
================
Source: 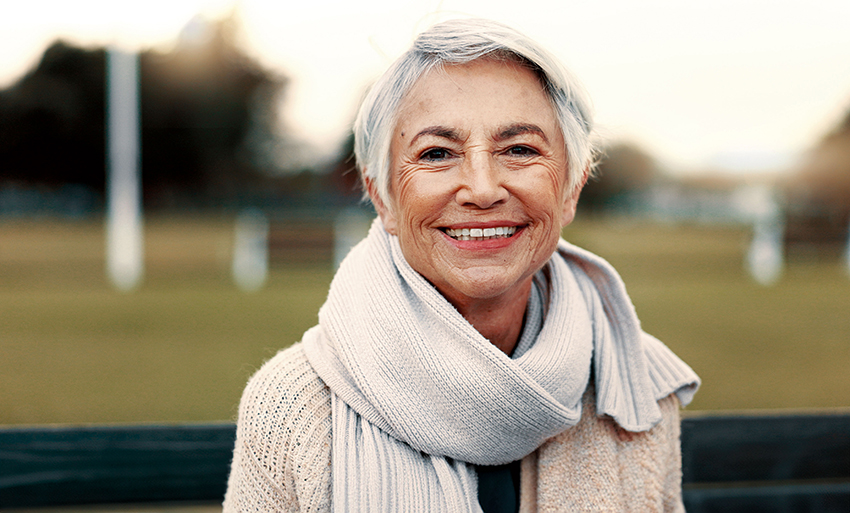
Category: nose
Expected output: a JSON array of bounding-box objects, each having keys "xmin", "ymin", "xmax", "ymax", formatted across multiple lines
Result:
[{"xmin": 455, "ymin": 153, "xmax": 508, "ymax": 209}]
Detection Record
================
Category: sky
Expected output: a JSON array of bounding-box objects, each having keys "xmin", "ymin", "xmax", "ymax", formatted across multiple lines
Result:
[{"xmin": 3, "ymin": 0, "xmax": 850, "ymax": 175}]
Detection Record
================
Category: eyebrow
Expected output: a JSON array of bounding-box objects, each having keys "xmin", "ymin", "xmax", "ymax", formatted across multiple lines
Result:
[
  {"xmin": 407, "ymin": 123, "xmax": 549, "ymax": 145},
  {"xmin": 409, "ymin": 126, "xmax": 462, "ymax": 145},
  {"xmin": 495, "ymin": 123, "xmax": 549, "ymax": 143}
]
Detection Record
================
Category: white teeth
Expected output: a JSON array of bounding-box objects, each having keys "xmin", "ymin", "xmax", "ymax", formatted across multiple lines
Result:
[{"xmin": 444, "ymin": 226, "xmax": 517, "ymax": 241}]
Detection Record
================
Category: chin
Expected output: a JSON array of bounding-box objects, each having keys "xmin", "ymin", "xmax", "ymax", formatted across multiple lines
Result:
[{"xmin": 446, "ymin": 273, "xmax": 530, "ymax": 303}]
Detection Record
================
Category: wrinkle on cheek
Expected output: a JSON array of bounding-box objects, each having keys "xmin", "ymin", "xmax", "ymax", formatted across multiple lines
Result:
[{"xmin": 391, "ymin": 164, "xmax": 418, "ymax": 205}]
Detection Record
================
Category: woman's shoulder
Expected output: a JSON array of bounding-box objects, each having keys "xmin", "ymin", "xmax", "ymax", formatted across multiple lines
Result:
[
  {"xmin": 237, "ymin": 342, "xmax": 332, "ymax": 437},
  {"xmin": 235, "ymin": 343, "xmax": 332, "ymax": 476},
  {"xmin": 227, "ymin": 343, "xmax": 332, "ymax": 512},
  {"xmin": 244, "ymin": 342, "xmax": 328, "ymax": 396}
]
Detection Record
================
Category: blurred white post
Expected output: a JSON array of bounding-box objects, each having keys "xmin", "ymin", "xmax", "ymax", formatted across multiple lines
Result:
[
  {"xmin": 743, "ymin": 186, "xmax": 784, "ymax": 286},
  {"xmin": 106, "ymin": 48, "xmax": 143, "ymax": 292},
  {"xmin": 748, "ymin": 215, "xmax": 784, "ymax": 286},
  {"xmin": 334, "ymin": 208, "xmax": 372, "ymax": 270},
  {"xmin": 232, "ymin": 209, "xmax": 269, "ymax": 292}
]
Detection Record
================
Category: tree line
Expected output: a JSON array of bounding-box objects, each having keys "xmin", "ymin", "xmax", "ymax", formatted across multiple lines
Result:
[{"xmin": 0, "ymin": 17, "xmax": 329, "ymax": 211}]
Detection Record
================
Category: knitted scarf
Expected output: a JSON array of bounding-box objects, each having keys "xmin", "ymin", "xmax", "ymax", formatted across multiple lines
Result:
[{"xmin": 303, "ymin": 219, "xmax": 699, "ymax": 512}]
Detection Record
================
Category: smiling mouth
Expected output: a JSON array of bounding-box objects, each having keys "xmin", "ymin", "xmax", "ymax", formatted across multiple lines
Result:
[{"xmin": 442, "ymin": 226, "xmax": 518, "ymax": 241}]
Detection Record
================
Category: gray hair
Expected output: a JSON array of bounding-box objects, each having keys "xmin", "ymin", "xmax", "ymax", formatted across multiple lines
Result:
[{"xmin": 354, "ymin": 18, "xmax": 596, "ymax": 205}]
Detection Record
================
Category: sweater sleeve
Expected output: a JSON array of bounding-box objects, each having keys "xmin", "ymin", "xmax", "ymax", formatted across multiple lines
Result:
[
  {"xmin": 223, "ymin": 343, "xmax": 333, "ymax": 513},
  {"xmin": 658, "ymin": 393, "xmax": 685, "ymax": 513}
]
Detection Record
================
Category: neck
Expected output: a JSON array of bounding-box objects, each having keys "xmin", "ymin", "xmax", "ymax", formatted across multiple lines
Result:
[{"xmin": 452, "ymin": 281, "xmax": 532, "ymax": 356}]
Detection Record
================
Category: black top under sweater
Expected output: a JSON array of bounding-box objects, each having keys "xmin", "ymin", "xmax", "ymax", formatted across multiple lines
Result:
[{"xmin": 476, "ymin": 459, "xmax": 521, "ymax": 513}]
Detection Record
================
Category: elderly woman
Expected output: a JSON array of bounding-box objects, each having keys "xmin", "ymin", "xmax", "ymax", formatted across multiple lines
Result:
[{"xmin": 224, "ymin": 18, "xmax": 699, "ymax": 513}]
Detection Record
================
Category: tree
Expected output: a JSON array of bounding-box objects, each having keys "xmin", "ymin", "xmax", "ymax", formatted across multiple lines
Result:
[
  {"xmin": 789, "ymin": 109, "xmax": 850, "ymax": 212},
  {"xmin": 0, "ymin": 42, "xmax": 106, "ymax": 189},
  {"xmin": 578, "ymin": 142, "xmax": 658, "ymax": 212},
  {"xmin": 782, "ymin": 107, "xmax": 850, "ymax": 254},
  {"xmin": 0, "ymin": 15, "xmax": 289, "ymax": 208}
]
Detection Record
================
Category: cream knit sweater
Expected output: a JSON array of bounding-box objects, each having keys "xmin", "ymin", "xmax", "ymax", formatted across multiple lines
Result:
[{"xmin": 223, "ymin": 343, "xmax": 685, "ymax": 512}]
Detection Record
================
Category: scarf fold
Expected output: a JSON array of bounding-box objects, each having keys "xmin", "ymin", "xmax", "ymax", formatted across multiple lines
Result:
[{"xmin": 303, "ymin": 218, "xmax": 699, "ymax": 512}]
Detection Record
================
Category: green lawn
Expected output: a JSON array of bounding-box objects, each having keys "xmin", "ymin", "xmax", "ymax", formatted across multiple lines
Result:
[{"xmin": 1, "ymin": 215, "xmax": 848, "ymax": 425}]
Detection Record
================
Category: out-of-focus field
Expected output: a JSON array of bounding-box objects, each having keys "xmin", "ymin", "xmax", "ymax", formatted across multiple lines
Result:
[{"xmin": 1, "ymin": 215, "xmax": 848, "ymax": 425}]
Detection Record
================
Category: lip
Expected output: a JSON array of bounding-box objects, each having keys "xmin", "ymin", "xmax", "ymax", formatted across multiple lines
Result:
[
  {"xmin": 441, "ymin": 220, "xmax": 523, "ymax": 231},
  {"xmin": 439, "ymin": 223, "xmax": 526, "ymax": 250}
]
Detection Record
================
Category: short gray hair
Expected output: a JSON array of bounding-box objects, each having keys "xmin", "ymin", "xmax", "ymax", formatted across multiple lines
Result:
[{"xmin": 354, "ymin": 18, "xmax": 596, "ymax": 205}]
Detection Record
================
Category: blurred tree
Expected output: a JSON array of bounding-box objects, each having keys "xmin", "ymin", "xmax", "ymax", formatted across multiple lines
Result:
[
  {"xmin": 269, "ymin": 132, "xmax": 363, "ymax": 210},
  {"xmin": 0, "ymin": 14, "xmax": 289, "ymax": 209},
  {"xmin": 140, "ymin": 15, "xmax": 289, "ymax": 206},
  {"xmin": 783, "ymin": 107, "xmax": 850, "ymax": 254},
  {"xmin": 788, "ymin": 109, "xmax": 850, "ymax": 211},
  {"xmin": 578, "ymin": 142, "xmax": 658, "ymax": 212},
  {"xmin": 0, "ymin": 42, "xmax": 106, "ymax": 189},
  {"xmin": 327, "ymin": 132, "xmax": 361, "ymax": 200}
]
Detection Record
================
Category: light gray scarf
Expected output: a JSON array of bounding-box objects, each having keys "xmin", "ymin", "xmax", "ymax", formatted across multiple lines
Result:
[{"xmin": 303, "ymin": 219, "xmax": 699, "ymax": 512}]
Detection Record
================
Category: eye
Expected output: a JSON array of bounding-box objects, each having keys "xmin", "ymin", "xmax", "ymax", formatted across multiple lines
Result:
[
  {"xmin": 420, "ymin": 147, "xmax": 453, "ymax": 161},
  {"xmin": 505, "ymin": 145, "xmax": 538, "ymax": 157}
]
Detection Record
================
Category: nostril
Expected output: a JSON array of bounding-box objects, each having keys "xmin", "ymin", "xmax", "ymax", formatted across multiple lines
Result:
[
  {"xmin": 456, "ymin": 179, "xmax": 508, "ymax": 209},
  {"xmin": 457, "ymin": 186, "xmax": 509, "ymax": 209}
]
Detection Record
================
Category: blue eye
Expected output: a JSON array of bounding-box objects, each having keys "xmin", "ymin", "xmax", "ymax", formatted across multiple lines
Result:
[{"xmin": 421, "ymin": 148, "xmax": 452, "ymax": 161}]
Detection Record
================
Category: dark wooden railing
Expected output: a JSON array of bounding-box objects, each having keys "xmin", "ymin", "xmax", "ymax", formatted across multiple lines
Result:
[
  {"xmin": 1, "ymin": 412, "xmax": 848, "ymax": 512},
  {"xmin": 680, "ymin": 412, "xmax": 850, "ymax": 512}
]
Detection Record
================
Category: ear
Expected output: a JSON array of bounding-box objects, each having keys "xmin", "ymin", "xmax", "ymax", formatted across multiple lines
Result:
[
  {"xmin": 364, "ymin": 175, "xmax": 398, "ymax": 235},
  {"xmin": 560, "ymin": 167, "xmax": 589, "ymax": 227}
]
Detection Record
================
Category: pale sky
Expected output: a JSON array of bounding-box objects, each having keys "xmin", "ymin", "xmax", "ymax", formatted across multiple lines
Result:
[{"xmin": 3, "ymin": 0, "xmax": 850, "ymax": 175}]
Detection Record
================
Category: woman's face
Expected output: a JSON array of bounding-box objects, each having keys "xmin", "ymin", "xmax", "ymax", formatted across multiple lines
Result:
[{"xmin": 372, "ymin": 58, "xmax": 581, "ymax": 309}]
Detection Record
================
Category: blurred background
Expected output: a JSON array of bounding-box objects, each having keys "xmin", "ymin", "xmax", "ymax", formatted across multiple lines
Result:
[{"xmin": 1, "ymin": 0, "xmax": 848, "ymax": 426}]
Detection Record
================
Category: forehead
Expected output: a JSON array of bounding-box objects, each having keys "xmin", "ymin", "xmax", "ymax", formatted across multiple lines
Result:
[{"xmin": 395, "ymin": 58, "xmax": 559, "ymax": 135}]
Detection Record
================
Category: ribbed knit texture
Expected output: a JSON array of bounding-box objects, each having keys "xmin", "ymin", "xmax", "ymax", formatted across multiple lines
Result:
[
  {"xmin": 297, "ymin": 219, "xmax": 698, "ymax": 513},
  {"xmin": 223, "ymin": 344, "xmax": 687, "ymax": 512}
]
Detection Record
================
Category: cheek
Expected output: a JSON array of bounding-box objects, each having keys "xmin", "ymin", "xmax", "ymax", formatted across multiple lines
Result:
[
  {"xmin": 522, "ymin": 171, "xmax": 568, "ymax": 223},
  {"xmin": 392, "ymin": 165, "xmax": 419, "ymax": 209},
  {"xmin": 394, "ymin": 170, "xmax": 447, "ymax": 226},
  {"xmin": 539, "ymin": 166, "xmax": 572, "ymax": 227}
]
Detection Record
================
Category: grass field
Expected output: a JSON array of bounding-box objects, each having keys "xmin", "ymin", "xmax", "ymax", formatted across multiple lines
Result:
[{"xmin": 1, "ymin": 214, "xmax": 848, "ymax": 426}]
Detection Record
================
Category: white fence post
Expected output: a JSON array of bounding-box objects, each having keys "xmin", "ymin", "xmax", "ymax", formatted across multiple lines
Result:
[
  {"xmin": 747, "ymin": 212, "xmax": 784, "ymax": 286},
  {"xmin": 232, "ymin": 209, "xmax": 269, "ymax": 292},
  {"xmin": 106, "ymin": 48, "xmax": 143, "ymax": 292},
  {"xmin": 741, "ymin": 186, "xmax": 783, "ymax": 286}
]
